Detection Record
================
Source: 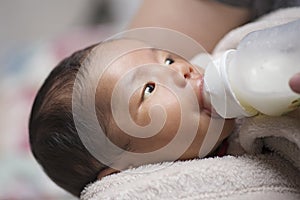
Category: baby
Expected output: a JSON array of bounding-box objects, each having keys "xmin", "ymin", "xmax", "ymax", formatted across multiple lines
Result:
[{"xmin": 29, "ymin": 39, "xmax": 235, "ymax": 197}]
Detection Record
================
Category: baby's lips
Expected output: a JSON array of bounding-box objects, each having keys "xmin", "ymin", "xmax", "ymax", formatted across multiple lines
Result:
[
  {"xmin": 189, "ymin": 63, "xmax": 212, "ymax": 114},
  {"xmin": 199, "ymin": 78, "xmax": 224, "ymax": 118}
]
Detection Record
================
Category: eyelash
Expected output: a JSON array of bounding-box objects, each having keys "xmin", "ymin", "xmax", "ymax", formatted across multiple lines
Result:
[
  {"xmin": 165, "ymin": 57, "xmax": 174, "ymax": 65},
  {"xmin": 142, "ymin": 83, "xmax": 155, "ymax": 100}
]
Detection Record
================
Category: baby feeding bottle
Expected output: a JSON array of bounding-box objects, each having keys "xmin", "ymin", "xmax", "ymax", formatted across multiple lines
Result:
[{"xmin": 202, "ymin": 19, "xmax": 300, "ymax": 119}]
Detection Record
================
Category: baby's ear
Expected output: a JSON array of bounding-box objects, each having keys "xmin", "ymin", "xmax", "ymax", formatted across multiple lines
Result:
[{"xmin": 97, "ymin": 168, "xmax": 120, "ymax": 180}]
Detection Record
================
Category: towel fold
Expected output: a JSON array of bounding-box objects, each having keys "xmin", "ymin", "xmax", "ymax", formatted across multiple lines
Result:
[{"xmin": 239, "ymin": 110, "xmax": 300, "ymax": 170}]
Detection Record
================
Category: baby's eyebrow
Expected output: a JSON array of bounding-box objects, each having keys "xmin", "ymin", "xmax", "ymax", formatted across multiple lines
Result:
[
  {"xmin": 150, "ymin": 48, "xmax": 167, "ymax": 62},
  {"xmin": 150, "ymin": 48, "xmax": 161, "ymax": 55},
  {"xmin": 129, "ymin": 48, "xmax": 163, "ymax": 83}
]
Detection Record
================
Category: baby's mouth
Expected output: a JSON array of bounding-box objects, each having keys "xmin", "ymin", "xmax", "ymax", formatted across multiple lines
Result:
[
  {"xmin": 193, "ymin": 66, "xmax": 224, "ymax": 119},
  {"xmin": 200, "ymin": 77, "xmax": 224, "ymax": 119},
  {"xmin": 191, "ymin": 64, "xmax": 215, "ymax": 116}
]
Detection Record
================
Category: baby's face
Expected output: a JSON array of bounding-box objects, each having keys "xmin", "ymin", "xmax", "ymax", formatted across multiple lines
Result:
[{"xmin": 95, "ymin": 40, "xmax": 235, "ymax": 171}]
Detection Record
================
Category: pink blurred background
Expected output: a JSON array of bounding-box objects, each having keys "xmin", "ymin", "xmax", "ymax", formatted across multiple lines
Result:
[{"xmin": 0, "ymin": 0, "xmax": 142, "ymax": 199}]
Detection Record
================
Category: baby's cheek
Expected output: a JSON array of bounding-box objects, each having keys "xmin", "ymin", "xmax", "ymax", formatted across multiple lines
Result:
[
  {"xmin": 128, "ymin": 90, "xmax": 148, "ymax": 126},
  {"xmin": 133, "ymin": 101, "xmax": 182, "ymax": 152}
]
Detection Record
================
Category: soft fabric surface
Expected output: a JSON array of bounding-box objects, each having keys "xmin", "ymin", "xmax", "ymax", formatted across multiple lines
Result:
[
  {"xmin": 213, "ymin": 7, "xmax": 300, "ymax": 57},
  {"xmin": 81, "ymin": 155, "xmax": 300, "ymax": 200},
  {"xmin": 81, "ymin": 7, "xmax": 300, "ymax": 200},
  {"xmin": 239, "ymin": 110, "xmax": 300, "ymax": 170}
]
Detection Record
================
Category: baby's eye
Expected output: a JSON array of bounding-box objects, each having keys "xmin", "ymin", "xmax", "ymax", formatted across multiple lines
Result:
[
  {"xmin": 143, "ymin": 83, "xmax": 155, "ymax": 100},
  {"xmin": 165, "ymin": 57, "xmax": 174, "ymax": 65}
]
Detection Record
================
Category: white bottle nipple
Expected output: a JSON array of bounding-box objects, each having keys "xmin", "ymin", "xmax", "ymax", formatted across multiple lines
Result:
[{"xmin": 203, "ymin": 50, "xmax": 257, "ymax": 118}]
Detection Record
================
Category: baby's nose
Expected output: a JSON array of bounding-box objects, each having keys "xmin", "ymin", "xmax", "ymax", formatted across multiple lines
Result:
[{"xmin": 172, "ymin": 62, "xmax": 193, "ymax": 79}]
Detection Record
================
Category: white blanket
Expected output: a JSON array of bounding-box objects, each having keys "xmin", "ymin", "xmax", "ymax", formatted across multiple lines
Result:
[
  {"xmin": 239, "ymin": 110, "xmax": 300, "ymax": 170},
  {"xmin": 81, "ymin": 8, "xmax": 300, "ymax": 200},
  {"xmin": 81, "ymin": 155, "xmax": 299, "ymax": 200}
]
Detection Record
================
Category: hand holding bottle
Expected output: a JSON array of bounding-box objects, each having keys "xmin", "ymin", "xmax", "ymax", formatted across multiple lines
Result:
[{"xmin": 289, "ymin": 73, "xmax": 300, "ymax": 94}]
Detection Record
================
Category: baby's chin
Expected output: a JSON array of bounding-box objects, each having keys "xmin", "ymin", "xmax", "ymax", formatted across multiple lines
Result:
[{"xmin": 220, "ymin": 118, "xmax": 236, "ymax": 140}]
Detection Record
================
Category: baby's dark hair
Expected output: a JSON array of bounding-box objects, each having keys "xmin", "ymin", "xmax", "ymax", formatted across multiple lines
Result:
[{"xmin": 29, "ymin": 43, "xmax": 107, "ymax": 197}]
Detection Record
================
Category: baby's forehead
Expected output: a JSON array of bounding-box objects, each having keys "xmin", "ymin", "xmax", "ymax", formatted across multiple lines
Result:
[
  {"xmin": 81, "ymin": 39, "xmax": 151, "ymax": 77},
  {"xmin": 87, "ymin": 39, "xmax": 164, "ymax": 73},
  {"xmin": 93, "ymin": 39, "xmax": 152, "ymax": 59}
]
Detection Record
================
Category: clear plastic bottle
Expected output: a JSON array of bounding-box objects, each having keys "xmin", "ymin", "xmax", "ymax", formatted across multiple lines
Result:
[{"xmin": 203, "ymin": 19, "xmax": 300, "ymax": 119}]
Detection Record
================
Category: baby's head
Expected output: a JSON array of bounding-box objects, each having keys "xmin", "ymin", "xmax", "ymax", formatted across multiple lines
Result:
[{"xmin": 29, "ymin": 39, "xmax": 235, "ymax": 197}]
